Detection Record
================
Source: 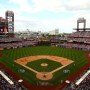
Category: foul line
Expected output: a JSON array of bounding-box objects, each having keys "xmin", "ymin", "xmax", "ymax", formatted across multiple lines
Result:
[
  {"xmin": 0, "ymin": 70, "xmax": 14, "ymax": 85},
  {"xmin": 75, "ymin": 70, "xmax": 90, "ymax": 85}
]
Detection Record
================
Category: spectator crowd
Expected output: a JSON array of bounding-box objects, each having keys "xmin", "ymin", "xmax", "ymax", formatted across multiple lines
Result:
[
  {"xmin": 0, "ymin": 67, "xmax": 27, "ymax": 90},
  {"xmin": 63, "ymin": 67, "xmax": 90, "ymax": 90},
  {"xmin": 50, "ymin": 31, "xmax": 90, "ymax": 51}
]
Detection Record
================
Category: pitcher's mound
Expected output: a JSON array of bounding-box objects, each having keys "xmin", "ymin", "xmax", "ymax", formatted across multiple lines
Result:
[
  {"xmin": 41, "ymin": 63, "xmax": 48, "ymax": 67},
  {"xmin": 36, "ymin": 72, "xmax": 53, "ymax": 80}
]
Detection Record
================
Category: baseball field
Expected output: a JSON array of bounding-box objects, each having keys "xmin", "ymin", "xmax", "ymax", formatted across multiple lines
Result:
[{"xmin": 0, "ymin": 46, "xmax": 88, "ymax": 85}]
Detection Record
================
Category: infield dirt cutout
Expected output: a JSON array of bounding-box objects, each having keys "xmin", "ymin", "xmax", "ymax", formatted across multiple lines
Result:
[{"xmin": 15, "ymin": 55, "xmax": 74, "ymax": 81}]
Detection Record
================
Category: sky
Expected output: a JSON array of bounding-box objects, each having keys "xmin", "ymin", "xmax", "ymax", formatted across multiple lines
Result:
[{"xmin": 0, "ymin": 0, "xmax": 90, "ymax": 33}]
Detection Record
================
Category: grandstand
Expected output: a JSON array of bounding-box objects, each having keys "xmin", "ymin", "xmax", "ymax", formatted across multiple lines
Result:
[
  {"xmin": 0, "ymin": 37, "xmax": 38, "ymax": 49},
  {"xmin": 0, "ymin": 66, "xmax": 27, "ymax": 90},
  {"xmin": 63, "ymin": 67, "xmax": 90, "ymax": 90}
]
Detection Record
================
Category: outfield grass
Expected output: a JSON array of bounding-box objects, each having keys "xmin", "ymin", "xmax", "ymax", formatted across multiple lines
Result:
[
  {"xmin": 26, "ymin": 59, "xmax": 62, "ymax": 72},
  {"xmin": 0, "ymin": 46, "xmax": 88, "ymax": 85}
]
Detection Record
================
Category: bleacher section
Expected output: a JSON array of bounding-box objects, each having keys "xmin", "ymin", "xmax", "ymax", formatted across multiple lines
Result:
[
  {"xmin": 0, "ymin": 37, "xmax": 39, "ymax": 49},
  {"xmin": 63, "ymin": 67, "xmax": 90, "ymax": 90},
  {"xmin": 0, "ymin": 70, "xmax": 14, "ymax": 85},
  {"xmin": 0, "ymin": 67, "xmax": 27, "ymax": 90},
  {"xmin": 51, "ymin": 31, "xmax": 90, "ymax": 51},
  {"xmin": 69, "ymin": 31, "xmax": 90, "ymax": 38}
]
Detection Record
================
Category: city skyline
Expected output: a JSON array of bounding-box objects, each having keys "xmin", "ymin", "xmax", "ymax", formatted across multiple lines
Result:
[{"xmin": 0, "ymin": 0, "xmax": 90, "ymax": 33}]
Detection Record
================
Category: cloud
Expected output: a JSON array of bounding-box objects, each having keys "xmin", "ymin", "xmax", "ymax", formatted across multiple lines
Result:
[
  {"xmin": 31, "ymin": 0, "xmax": 90, "ymax": 12},
  {"xmin": 31, "ymin": 0, "xmax": 66, "ymax": 12},
  {"xmin": 9, "ymin": 0, "xmax": 32, "ymax": 13},
  {"xmin": 0, "ymin": 4, "xmax": 6, "ymax": 17},
  {"xmin": 9, "ymin": 0, "xmax": 90, "ymax": 13},
  {"xmin": 9, "ymin": 0, "xmax": 65, "ymax": 13},
  {"xmin": 66, "ymin": 0, "xmax": 90, "ymax": 11}
]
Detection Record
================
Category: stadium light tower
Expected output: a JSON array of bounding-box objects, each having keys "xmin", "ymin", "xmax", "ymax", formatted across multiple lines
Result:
[
  {"xmin": 5, "ymin": 10, "xmax": 14, "ymax": 37},
  {"xmin": 77, "ymin": 17, "xmax": 86, "ymax": 31}
]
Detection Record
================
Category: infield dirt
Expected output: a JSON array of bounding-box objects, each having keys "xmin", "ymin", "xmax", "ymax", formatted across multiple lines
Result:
[{"xmin": 15, "ymin": 55, "xmax": 74, "ymax": 80}]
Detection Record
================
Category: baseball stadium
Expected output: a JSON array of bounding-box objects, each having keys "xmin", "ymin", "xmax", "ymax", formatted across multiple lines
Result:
[{"xmin": 0, "ymin": 11, "xmax": 90, "ymax": 90}]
